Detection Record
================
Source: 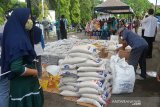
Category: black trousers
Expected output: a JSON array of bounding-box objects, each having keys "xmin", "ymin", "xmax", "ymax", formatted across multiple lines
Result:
[
  {"xmin": 128, "ymin": 46, "xmax": 148, "ymax": 78},
  {"xmin": 141, "ymin": 29, "xmax": 145, "ymax": 38},
  {"xmin": 143, "ymin": 36, "xmax": 154, "ymax": 57},
  {"xmin": 60, "ymin": 29, "xmax": 67, "ymax": 39},
  {"xmin": 35, "ymin": 56, "xmax": 42, "ymax": 78}
]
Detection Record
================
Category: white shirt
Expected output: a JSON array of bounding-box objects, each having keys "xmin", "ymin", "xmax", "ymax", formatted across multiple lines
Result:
[
  {"xmin": 0, "ymin": 25, "xmax": 4, "ymax": 33},
  {"xmin": 141, "ymin": 15, "xmax": 158, "ymax": 37},
  {"xmin": 141, "ymin": 18, "xmax": 147, "ymax": 29}
]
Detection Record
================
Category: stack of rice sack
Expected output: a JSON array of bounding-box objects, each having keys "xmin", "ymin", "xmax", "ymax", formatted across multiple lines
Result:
[
  {"xmin": 77, "ymin": 60, "xmax": 113, "ymax": 107},
  {"xmin": 59, "ymin": 57, "xmax": 84, "ymax": 97},
  {"xmin": 59, "ymin": 44, "xmax": 113, "ymax": 107}
]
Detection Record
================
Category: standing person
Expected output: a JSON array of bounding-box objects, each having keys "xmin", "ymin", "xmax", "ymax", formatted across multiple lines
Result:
[
  {"xmin": 133, "ymin": 16, "xmax": 140, "ymax": 34},
  {"xmin": 111, "ymin": 17, "xmax": 118, "ymax": 35},
  {"xmin": 117, "ymin": 27, "xmax": 148, "ymax": 80},
  {"xmin": 141, "ymin": 9, "xmax": 158, "ymax": 58},
  {"xmin": 60, "ymin": 15, "xmax": 68, "ymax": 39},
  {"xmin": 42, "ymin": 17, "xmax": 50, "ymax": 40},
  {"xmin": 141, "ymin": 15, "xmax": 148, "ymax": 38},
  {"xmin": 32, "ymin": 21, "xmax": 45, "ymax": 78},
  {"xmin": 0, "ymin": 20, "xmax": 9, "ymax": 107},
  {"xmin": 54, "ymin": 18, "xmax": 61, "ymax": 40},
  {"xmin": 101, "ymin": 22, "xmax": 109, "ymax": 40},
  {"xmin": 1, "ymin": 8, "xmax": 44, "ymax": 107}
]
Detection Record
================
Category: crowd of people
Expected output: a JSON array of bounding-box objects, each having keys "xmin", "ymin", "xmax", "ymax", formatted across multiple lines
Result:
[{"xmin": 85, "ymin": 17, "xmax": 130, "ymax": 39}]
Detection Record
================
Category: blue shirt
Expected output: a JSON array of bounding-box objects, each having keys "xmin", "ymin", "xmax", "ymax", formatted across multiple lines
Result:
[{"xmin": 122, "ymin": 29, "xmax": 148, "ymax": 49}]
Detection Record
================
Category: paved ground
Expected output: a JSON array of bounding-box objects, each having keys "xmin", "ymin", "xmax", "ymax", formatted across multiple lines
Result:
[{"xmin": 44, "ymin": 29, "xmax": 160, "ymax": 107}]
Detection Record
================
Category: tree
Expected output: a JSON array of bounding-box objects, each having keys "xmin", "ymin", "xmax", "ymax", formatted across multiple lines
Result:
[
  {"xmin": 122, "ymin": 0, "xmax": 153, "ymax": 17},
  {"xmin": 156, "ymin": 7, "xmax": 160, "ymax": 16},
  {"xmin": 0, "ymin": 0, "xmax": 26, "ymax": 24},
  {"xmin": 59, "ymin": 0, "xmax": 71, "ymax": 25},
  {"xmin": 90, "ymin": 0, "xmax": 103, "ymax": 17},
  {"xmin": 79, "ymin": 0, "xmax": 92, "ymax": 26},
  {"xmin": 70, "ymin": 0, "xmax": 80, "ymax": 24}
]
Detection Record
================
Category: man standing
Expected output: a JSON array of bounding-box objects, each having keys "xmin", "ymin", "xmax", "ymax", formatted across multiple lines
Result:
[
  {"xmin": 54, "ymin": 18, "xmax": 61, "ymax": 40},
  {"xmin": 117, "ymin": 27, "xmax": 148, "ymax": 80},
  {"xmin": 60, "ymin": 15, "xmax": 68, "ymax": 39},
  {"xmin": 42, "ymin": 17, "xmax": 50, "ymax": 40},
  {"xmin": 141, "ymin": 9, "xmax": 158, "ymax": 58},
  {"xmin": 133, "ymin": 16, "xmax": 140, "ymax": 34}
]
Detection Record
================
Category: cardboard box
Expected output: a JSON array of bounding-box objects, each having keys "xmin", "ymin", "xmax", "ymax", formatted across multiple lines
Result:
[{"xmin": 118, "ymin": 50, "xmax": 130, "ymax": 60}]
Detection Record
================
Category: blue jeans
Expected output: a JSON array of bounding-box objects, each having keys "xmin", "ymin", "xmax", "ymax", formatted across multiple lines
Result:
[{"xmin": 0, "ymin": 78, "xmax": 10, "ymax": 107}]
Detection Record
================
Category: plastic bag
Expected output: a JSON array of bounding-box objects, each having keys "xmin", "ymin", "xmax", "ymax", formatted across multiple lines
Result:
[{"xmin": 111, "ymin": 55, "xmax": 135, "ymax": 94}]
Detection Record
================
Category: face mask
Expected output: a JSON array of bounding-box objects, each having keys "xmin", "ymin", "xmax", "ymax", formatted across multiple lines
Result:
[{"xmin": 25, "ymin": 19, "xmax": 33, "ymax": 30}]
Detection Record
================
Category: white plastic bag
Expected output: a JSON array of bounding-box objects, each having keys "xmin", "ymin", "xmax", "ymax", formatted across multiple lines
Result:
[{"xmin": 111, "ymin": 55, "xmax": 135, "ymax": 94}]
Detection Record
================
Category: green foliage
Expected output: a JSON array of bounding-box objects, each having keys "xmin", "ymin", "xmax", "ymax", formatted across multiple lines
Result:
[
  {"xmin": 70, "ymin": 0, "xmax": 81, "ymax": 24},
  {"xmin": 37, "ymin": 2, "xmax": 49, "ymax": 21},
  {"xmin": 122, "ymin": 0, "xmax": 153, "ymax": 17},
  {"xmin": 0, "ymin": 0, "xmax": 27, "ymax": 24},
  {"xmin": 60, "ymin": 0, "xmax": 71, "ymax": 25},
  {"xmin": 79, "ymin": 0, "xmax": 92, "ymax": 26},
  {"xmin": 156, "ymin": 7, "xmax": 160, "ymax": 16}
]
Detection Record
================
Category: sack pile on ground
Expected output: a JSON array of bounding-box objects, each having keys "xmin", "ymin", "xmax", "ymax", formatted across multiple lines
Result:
[
  {"xmin": 43, "ymin": 38, "xmax": 108, "ymax": 60},
  {"xmin": 59, "ymin": 44, "xmax": 113, "ymax": 107}
]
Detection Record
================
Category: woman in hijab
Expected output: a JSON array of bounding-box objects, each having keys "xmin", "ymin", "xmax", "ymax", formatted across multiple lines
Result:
[{"xmin": 1, "ymin": 8, "xmax": 44, "ymax": 107}]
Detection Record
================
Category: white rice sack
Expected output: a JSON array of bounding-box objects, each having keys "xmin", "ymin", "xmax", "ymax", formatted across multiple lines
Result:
[
  {"xmin": 69, "ymin": 53, "xmax": 98, "ymax": 60},
  {"xmin": 59, "ymin": 85, "xmax": 78, "ymax": 92},
  {"xmin": 77, "ymin": 64, "xmax": 105, "ymax": 72},
  {"xmin": 60, "ymin": 76, "xmax": 77, "ymax": 83},
  {"xmin": 59, "ymin": 70, "xmax": 77, "ymax": 76},
  {"xmin": 58, "ymin": 59, "xmax": 64, "ymax": 65},
  {"xmin": 106, "ymin": 87, "xmax": 112, "ymax": 93},
  {"xmin": 105, "ymin": 74, "xmax": 113, "ymax": 82},
  {"xmin": 60, "ymin": 64, "xmax": 77, "ymax": 70},
  {"xmin": 81, "ymin": 89, "xmax": 112, "ymax": 105},
  {"xmin": 64, "ymin": 83, "xmax": 78, "ymax": 87},
  {"xmin": 77, "ymin": 77, "xmax": 103, "ymax": 82},
  {"xmin": 61, "ymin": 57, "xmax": 87, "ymax": 65},
  {"xmin": 69, "ymin": 45, "xmax": 98, "ymax": 55},
  {"xmin": 78, "ymin": 80, "xmax": 106, "ymax": 91},
  {"xmin": 77, "ymin": 98, "xmax": 102, "ymax": 107},
  {"xmin": 60, "ymin": 90, "xmax": 80, "ymax": 97},
  {"xmin": 76, "ymin": 59, "xmax": 103, "ymax": 67},
  {"xmin": 77, "ymin": 71, "xmax": 105, "ymax": 78},
  {"xmin": 81, "ymin": 94, "xmax": 105, "ymax": 104},
  {"xmin": 78, "ymin": 87, "xmax": 103, "ymax": 95}
]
